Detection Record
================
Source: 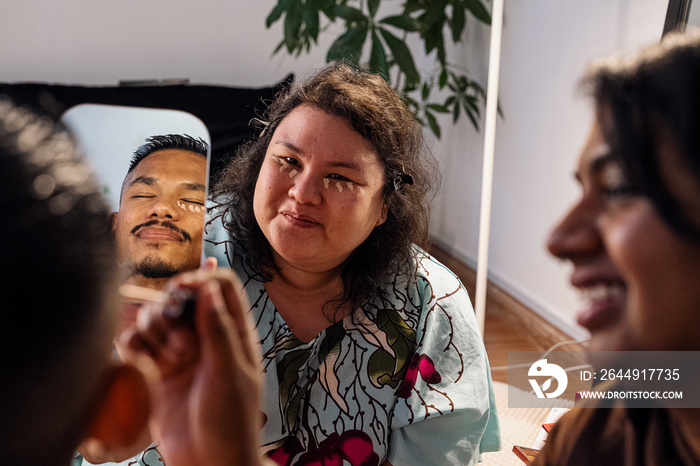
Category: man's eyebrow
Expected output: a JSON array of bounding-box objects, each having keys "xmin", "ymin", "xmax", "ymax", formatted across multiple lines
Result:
[
  {"xmin": 129, "ymin": 176, "xmax": 157, "ymax": 187},
  {"xmin": 128, "ymin": 177, "xmax": 205, "ymax": 192},
  {"xmin": 181, "ymin": 182, "xmax": 206, "ymax": 192}
]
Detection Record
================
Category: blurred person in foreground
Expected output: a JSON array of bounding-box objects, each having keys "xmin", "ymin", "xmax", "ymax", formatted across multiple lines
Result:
[
  {"xmin": 539, "ymin": 30, "xmax": 700, "ymax": 465},
  {"xmin": 0, "ymin": 97, "xmax": 271, "ymax": 466}
]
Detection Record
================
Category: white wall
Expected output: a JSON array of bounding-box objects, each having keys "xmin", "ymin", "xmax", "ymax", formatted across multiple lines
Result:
[
  {"xmin": 430, "ymin": 0, "xmax": 669, "ymax": 338},
  {"xmin": 0, "ymin": 0, "xmax": 671, "ymax": 338},
  {"xmin": 0, "ymin": 0, "xmax": 329, "ymax": 86}
]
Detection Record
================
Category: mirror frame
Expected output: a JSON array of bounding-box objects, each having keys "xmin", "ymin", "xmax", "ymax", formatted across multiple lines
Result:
[{"xmin": 663, "ymin": 0, "xmax": 693, "ymax": 35}]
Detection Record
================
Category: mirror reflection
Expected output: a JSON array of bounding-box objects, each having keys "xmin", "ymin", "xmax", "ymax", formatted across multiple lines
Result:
[{"xmin": 60, "ymin": 104, "xmax": 210, "ymax": 289}]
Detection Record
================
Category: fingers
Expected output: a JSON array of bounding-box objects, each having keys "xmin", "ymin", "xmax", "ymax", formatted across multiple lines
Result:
[
  {"xmin": 171, "ymin": 267, "xmax": 259, "ymax": 367},
  {"xmin": 118, "ymin": 300, "xmax": 198, "ymax": 376},
  {"xmin": 194, "ymin": 279, "xmax": 242, "ymax": 376},
  {"xmin": 201, "ymin": 256, "xmax": 218, "ymax": 270},
  {"xmin": 119, "ymin": 266, "xmax": 258, "ymax": 380}
]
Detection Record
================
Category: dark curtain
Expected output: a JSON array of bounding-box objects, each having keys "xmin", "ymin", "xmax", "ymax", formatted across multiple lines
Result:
[{"xmin": 0, "ymin": 76, "xmax": 292, "ymax": 181}]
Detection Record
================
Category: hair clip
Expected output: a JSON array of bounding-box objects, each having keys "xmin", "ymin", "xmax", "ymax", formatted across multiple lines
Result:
[
  {"xmin": 249, "ymin": 117, "xmax": 270, "ymax": 136},
  {"xmin": 392, "ymin": 172, "xmax": 414, "ymax": 191}
]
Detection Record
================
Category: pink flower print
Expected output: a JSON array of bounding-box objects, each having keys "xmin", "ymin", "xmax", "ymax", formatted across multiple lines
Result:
[
  {"xmin": 270, "ymin": 431, "xmax": 379, "ymax": 466},
  {"xmin": 397, "ymin": 353, "xmax": 442, "ymax": 398},
  {"xmin": 269, "ymin": 436, "xmax": 304, "ymax": 466}
]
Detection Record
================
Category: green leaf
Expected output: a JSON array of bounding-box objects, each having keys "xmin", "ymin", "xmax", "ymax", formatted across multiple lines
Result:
[
  {"xmin": 427, "ymin": 103, "xmax": 449, "ymax": 113},
  {"xmin": 303, "ymin": 5, "xmax": 321, "ymax": 41},
  {"xmin": 319, "ymin": 0, "xmax": 337, "ymax": 20},
  {"xmin": 266, "ymin": 0, "xmax": 291, "ymax": 28},
  {"xmin": 378, "ymin": 26, "xmax": 420, "ymax": 88},
  {"xmin": 369, "ymin": 28, "xmax": 389, "ymax": 78},
  {"xmin": 272, "ymin": 39, "xmax": 287, "ymax": 55},
  {"xmin": 450, "ymin": 2, "xmax": 466, "ymax": 41},
  {"xmin": 452, "ymin": 98, "xmax": 461, "ymax": 123},
  {"xmin": 284, "ymin": 0, "xmax": 303, "ymax": 52},
  {"xmin": 403, "ymin": 0, "xmax": 423, "ymax": 14},
  {"xmin": 368, "ymin": 0, "xmax": 380, "ymax": 18},
  {"xmin": 424, "ymin": 24, "xmax": 446, "ymax": 65},
  {"xmin": 327, "ymin": 24, "xmax": 369, "ymax": 64},
  {"xmin": 420, "ymin": 0, "xmax": 448, "ymax": 29},
  {"xmin": 464, "ymin": 0, "xmax": 492, "ymax": 24},
  {"xmin": 335, "ymin": 4, "xmax": 368, "ymax": 23},
  {"xmin": 421, "ymin": 82, "xmax": 429, "ymax": 101},
  {"xmin": 379, "ymin": 14, "xmax": 420, "ymax": 32},
  {"xmin": 463, "ymin": 101, "xmax": 480, "ymax": 130},
  {"xmin": 439, "ymin": 68, "xmax": 448, "ymax": 88},
  {"xmin": 425, "ymin": 110, "xmax": 441, "ymax": 138}
]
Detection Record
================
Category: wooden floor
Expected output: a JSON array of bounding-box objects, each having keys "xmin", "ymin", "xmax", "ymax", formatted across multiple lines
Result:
[{"xmin": 483, "ymin": 311, "xmax": 545, "ymax": 384}]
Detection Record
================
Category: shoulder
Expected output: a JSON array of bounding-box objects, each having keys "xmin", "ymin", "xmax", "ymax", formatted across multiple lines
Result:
[
  {"xmin": 405, "ymin": 245, "xmax": 472, "ymax": 310},
  {"xmin": 407, "ymin": 245, "xmax": 464, "ymax": 289}
]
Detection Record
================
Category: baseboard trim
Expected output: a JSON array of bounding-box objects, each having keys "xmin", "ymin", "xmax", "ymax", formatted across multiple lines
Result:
[{"xmin": 428, "ymin": 242, "xmax": 584, "ymax": 352}]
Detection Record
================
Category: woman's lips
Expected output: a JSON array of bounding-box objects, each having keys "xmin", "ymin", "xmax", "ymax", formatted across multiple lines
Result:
[
  {"xmin": 576, "ymin": 283, "xmax": 626, "ymax": 332},
  {"xmin": 281, "ymin": 211, "xmax": 320, "ymax": 228}
]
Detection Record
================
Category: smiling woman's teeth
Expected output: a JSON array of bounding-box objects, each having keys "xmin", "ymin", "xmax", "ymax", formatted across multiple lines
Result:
[{"xmin": 579, "ymin": 284, "xmax": 625, "ymax": 303}]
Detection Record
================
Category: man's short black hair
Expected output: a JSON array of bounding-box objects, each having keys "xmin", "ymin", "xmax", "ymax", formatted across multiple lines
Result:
[{"xmin": 128, "ymin": 134, "xmax": 208, "ymax": 173}]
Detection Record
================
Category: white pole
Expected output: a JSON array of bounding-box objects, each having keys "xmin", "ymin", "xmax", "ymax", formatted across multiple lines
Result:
[{"xmin": 475, "ymin": 0, "xmax": 505, "ymax": 335}]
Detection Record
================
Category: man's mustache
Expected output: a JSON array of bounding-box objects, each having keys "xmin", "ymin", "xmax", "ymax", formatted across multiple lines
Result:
[{"xmin": 130, "ymin": 219, "xmax": 192, "ymax": 242}]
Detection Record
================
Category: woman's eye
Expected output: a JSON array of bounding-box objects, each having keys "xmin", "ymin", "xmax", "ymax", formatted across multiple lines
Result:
[
  {"xmin": 327, "ymin": 173, "xmax": 351, "ymax": 182},
  {"xmin": 602, "ymin": 184, "xmax": 637, "ymax": 199},
  {"xmin": 599, "ymin": 162, "xmax": 638, "ymax": 201},
  {"xmin": 274, "ymin": 156, "xmax": 300, "ymax": 167}
]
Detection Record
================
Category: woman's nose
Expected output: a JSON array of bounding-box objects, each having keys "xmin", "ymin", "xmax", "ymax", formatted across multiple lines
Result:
[
  {"xmin": 288, "ymin": 172, "xmax": 322, "ymax": 205},
  {"xmin": 547, "ymin": 197, "xmax": 602, "ymax": 262}
]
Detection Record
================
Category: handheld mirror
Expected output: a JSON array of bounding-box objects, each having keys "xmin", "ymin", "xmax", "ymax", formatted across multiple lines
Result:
[{"xmin": 60, "ymin": 104, "xmax": 211, "ymax": 287}]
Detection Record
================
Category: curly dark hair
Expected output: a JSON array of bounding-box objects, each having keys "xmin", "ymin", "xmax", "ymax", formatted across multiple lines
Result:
[
  {"xmin": 213, "ymin": 62, "xmax": 440, "ymax": 315},
  {"xmin": 582, "ymin": 29, "xmax": 700, "ymax": 244}
]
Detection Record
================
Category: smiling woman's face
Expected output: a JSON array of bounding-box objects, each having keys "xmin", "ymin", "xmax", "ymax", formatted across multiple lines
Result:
[
  {"xmin": 547, "ymin": 117, "xmax": 700, "ymax": 351},
  {"xmin": 253, "ymin": 104, "xmax": 387, "ymax": 274}
]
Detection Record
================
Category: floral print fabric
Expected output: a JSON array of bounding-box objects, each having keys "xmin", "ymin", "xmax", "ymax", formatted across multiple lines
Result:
[{"xmin": 205, "ymin": 206, "xmax": 500, "ymax": 465}]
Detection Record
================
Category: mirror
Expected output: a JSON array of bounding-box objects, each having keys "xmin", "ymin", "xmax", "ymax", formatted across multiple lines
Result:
[
  {"xmin": 60, "ymin": 104, "xmax": 210, "ymax": 211},
  {"xmin": 663, "ymin": 0, "xmax": 695, "ymax": 34},
  {"xmin": 60, "ymin": 104, "xmax": 211, "ymax": 286}
]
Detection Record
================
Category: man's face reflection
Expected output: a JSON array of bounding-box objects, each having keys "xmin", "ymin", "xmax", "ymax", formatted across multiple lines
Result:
[{"xmin": 111, "ymin": 149, "xmax": 207, "ymax": 286}]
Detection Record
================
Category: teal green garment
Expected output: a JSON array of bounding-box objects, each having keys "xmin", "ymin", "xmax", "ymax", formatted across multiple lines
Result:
[
  {"xmin": 73, "ymin": 444, "xmax": 163, "ymax": 466},
  {"xmin": 203, "ymin": 202, "xmax": 501, "ymax": 465},
  {"xmin": 77, "ymin": 201, "xmax": 502, "ymax": 466}
]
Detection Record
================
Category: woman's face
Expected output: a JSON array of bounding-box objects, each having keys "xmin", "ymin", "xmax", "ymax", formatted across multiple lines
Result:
[
  {"xmin": 547, "ymin": 116, "xmax": 700, "ymax": 351},
  {"xmin": 253, "ymin": 104, "xmax": 387, "ymax": 273}
]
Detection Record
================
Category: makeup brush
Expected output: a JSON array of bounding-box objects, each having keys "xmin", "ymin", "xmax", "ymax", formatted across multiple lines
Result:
[{"xmin": 119, "ymin": 283, "xmax": 196, "ymax": 326}]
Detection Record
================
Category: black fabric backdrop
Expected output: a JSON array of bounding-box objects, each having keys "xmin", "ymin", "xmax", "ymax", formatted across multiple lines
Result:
[{"xmin": 0, "ymin": 76, "xmax": 292, "ymax": 182}]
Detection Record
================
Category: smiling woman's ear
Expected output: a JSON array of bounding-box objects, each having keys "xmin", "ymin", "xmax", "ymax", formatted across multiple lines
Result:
[{"xmin": 78, "ymin": 364, "xmax": 151, "ymax": 463}]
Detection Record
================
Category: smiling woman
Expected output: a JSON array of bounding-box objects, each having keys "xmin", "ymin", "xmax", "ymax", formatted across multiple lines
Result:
[
  {"xmin": 206, "ymin": 62, "xmax": 501, "ymax": 466},
  {"xmin": 536, "ymin": 29, "xmax": 700, "ymax": 465}
]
